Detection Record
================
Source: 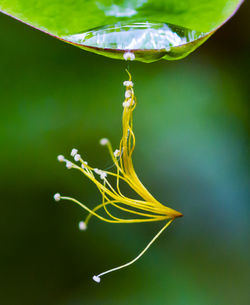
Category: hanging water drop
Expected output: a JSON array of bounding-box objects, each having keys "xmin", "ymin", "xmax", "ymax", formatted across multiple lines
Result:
[{"xmin": 62, "ymin": 21, "xmax": 209, "ymax": 63}]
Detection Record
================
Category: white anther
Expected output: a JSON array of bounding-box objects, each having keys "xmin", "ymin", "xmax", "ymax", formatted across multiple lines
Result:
[
  {"xmin": 57, "ymin": 155, "xmax": 65, "ymax": 162},
  {"xmin": 66, "ymin": 161, "xmax": 73, "ymax": 169},
  {"xmin": 100, "ymin": 138, "xmax": 109, "ymax": 146},
  {"xmin": 79, "ymin": 221, "xmax": 87, "ymax": 231},
  {"xmin": 114, "ymin": 149, "xmax": 120, "ymax": 157},
  {"xmin": 123, "ymin": 80, "xmax": 133, "ymax": 87},
  {"xmin": 71, "ymin": 148, "xmax": 78, "ymax": 157},
  {"xmin": 123, "ymin": 52, "xmax": 135, "ymax": 61},
  {"xmin": 123, "ymin": 101, "xmax": 130, "ymax": 108},
  {"xmin": 54, "ymin": 193, "xmax": 61, "ymax": 202},
  {"xmin": 125, "ymin": 90, "xmax": 132, "ymax": 99},
  {"xmin": 81, "ymin": 161, "xmax": 88, "ymax": 169},
  {"xmin": 128, "ymin": 98, "xmax": 134, "ymax": 106},
  {"xmin": 93, "ymin": 275, "xmax": 101, "ymax": 283},
  {"xmin": 74, "ymin": 154, "xmax": 81, "ymax": 162},
  {"xmin": 94, "ymin": 168, "xmax": 107, "ymax": 179},
  {"xmin": 100, "ymin": 172, "xmax": 107, "ymax": 180},
  {"xmin": 94, "ymin": 168, "xmax": 101, "ymax": 175}
]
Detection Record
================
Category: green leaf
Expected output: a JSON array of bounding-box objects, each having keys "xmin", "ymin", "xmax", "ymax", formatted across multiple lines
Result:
[{"xmin": 0, "ymin": 0, "xmax": 243, "ymax": 62}]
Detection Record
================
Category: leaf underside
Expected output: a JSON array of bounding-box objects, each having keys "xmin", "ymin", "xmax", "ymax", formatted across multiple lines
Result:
[{"xmin": 0, "ymin": 0, "xmax": 243, "ymax": 61}]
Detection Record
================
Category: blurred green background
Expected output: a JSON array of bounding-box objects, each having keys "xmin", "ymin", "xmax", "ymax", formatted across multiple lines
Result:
[{"xmin": 0, "ymin": 2, "xmax": 249, "ymax": 305}]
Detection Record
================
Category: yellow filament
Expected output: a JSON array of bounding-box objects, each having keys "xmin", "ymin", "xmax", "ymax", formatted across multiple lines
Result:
[{"xmin": 95, "ymin": 219, "xmax": 173, "ymax": 281}]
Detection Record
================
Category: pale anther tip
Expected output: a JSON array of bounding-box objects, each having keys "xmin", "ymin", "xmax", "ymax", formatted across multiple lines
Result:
[
  {"xmin": 125, "ymin": 90, "xmax": 132, "ymax": 99},
  {"xmin": 81, "ymin": 161, "xmax": 88, "ymax": 169},
  {"xmin": 71, "ymin": 148, "xmax": 78, "ymax": 157},
  {"xmin": 93, "ymin": 275, "xmax": 101, "ymax": 283},
  {"xmin": 123, "ymin": 80, "xmax": 133, "ymax": 87},
  {"xmin": 94, "ymin": 168, "xmax": 100, "ymax": 174},
  {"xmin": 123, "ymin": 51, "xmax": 135, "ymax": 61},
  {"xmin": 100, "ymin": 172, "xmax": 107, "ymax": 180},
  {"xmin": 122, "ymin": 101, "xmax": 130, "ymax": 108},
  {"xmin": 114, "ymin": 149, "xmax": 120, "ymax": 157},
  {"xmin": 54, "ymin": 193, "xmax": 61, "ymax": 202},
  {"xmin": 66, "ymin": 161, "xmax": 73, "ymax": 169},
  {"xmin": 57, "ymin": 155, "xmax": 65, "ymax": 162},
  {"xmin": 74, "ymin": 154, "xmax": 81, "ymax": 162},
  {"xmin": 100, "ymin": 138, "xmax": 109, "ymax": 146},
  {"xmin": 79, "ymin": 221, "xmax": 87, "ymax": 231}
]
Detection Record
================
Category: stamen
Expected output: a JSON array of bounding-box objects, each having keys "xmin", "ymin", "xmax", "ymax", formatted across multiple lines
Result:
[
  {"xmin": 100, "ymin": 172, "xmax": 107, "ymax": 180},
  {"xmin": 66, "ymin": 161, "xmax": 73, "ymax": 169},
  {"xmin": 81, "ymin": 162, "xmax": 88, "ymax": 169},
  {"xmin": 123, "ymin": 52, "xmax": 135, "ymax": 61},
  {"xmin": 125, "ymin": 90, "xmax": 132, "ymax": 99},
  {"xmin": 93, "ymin": 275, "xmax": 101, "ymax": 283},
  {"xmin": 71, "ymin": 148, "xmax": 78, "ymax": 157},
  {"xmin": 57, "ymin": 155, "xmax": 65, "ymax": 162},
  {"xmin": 54, "ymin": 193, "xmax": 61, "ymax": 202},
  {"xmin": 123, "ymin": 80, "xmax": 133, "ymax": 87},
  {"xmin": 94, "ymin": 168, "xmax": 107, "ymax": 180},
  {"xmin": 123, "ymin": 101, "xmax": 130, "ymax": 108},
  {"xmin": 94, "ymin": 219, "xmax": 173, "ymax": 282},
  {"xmin": 74, "ymin": 154, "xmax": 81, "ymax": 162},
  {"xmin": 131, "ymin": 99, "xmax": 135, "ymax": 106},
  {"xmin": 79, "ymin": 221, "xmax": 87, "ymax": 231},
  {"xmin": 100, "ymin": 138, "xmax": 109, "ymax": 146},
  {"xmin": 114, "ymin": 149, "xmax": 120, "ymax": 157}
]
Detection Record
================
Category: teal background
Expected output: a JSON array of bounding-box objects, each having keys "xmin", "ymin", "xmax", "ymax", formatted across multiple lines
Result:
[{"xmin": 0, "ymin": 2, "xmax": 249, "ymax": 305}]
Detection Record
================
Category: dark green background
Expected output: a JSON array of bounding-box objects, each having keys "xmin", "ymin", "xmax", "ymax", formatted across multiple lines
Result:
[{"xmin": 0, "ymin": 2, "xmax": 249, "ymax": 305}]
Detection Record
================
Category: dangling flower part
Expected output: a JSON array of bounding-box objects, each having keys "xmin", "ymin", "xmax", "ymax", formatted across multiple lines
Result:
[{"xmin": 54, "ymin": 71, "xmax": 183, "ymax": 283}]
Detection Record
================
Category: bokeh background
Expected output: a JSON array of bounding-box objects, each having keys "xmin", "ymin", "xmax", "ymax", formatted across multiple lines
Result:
[{"xmin": 0, "ymin": 2, "xmax": 249, "ymax": 305}]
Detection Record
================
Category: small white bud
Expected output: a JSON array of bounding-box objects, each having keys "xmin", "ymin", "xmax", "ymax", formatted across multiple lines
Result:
[
  {"xmin": 54, "ymin": 193, "xmax": 61, "ymax": 202},
  {"xmin": 57, "ymin": 155, "xmax": 65, "ymax": 162},
  {"xmin": 114, "ymin": 149, "xmax": 120, "ymax": 157},
  {"xmin": 94, "ymin": 168, "xmax": 101, "ymax": 174},
  {"xmin": 123, "ymin": 52, "xmax": 135, "ymax": 61},
  {"xmin": 123, "ymin": 80, "xmax": 133, "ymax": 87},
  {"xmin": 74, "ymin": 154, "xmax": 81, "ymax": 162},
  {"xmin": 79, "ymin": 221, "xmax": 87, "ymax": 231},
  {"xmin": 93, "ymin": 275, "xmax": 101, "ymax": 283},
  {"xmin": 71, "ymin": 148, "xmax": 78, "ymax": 157},
  {"xmin": 100, "ymin": 138, "xmax": 109, "ymax": 146},
  {"xmin": 125, "ymin": 90, "xmax": 132, "ymax": 99},
  {"xmin": 66, "ymin": 161, "xmax": 73, "ymax": 169}
]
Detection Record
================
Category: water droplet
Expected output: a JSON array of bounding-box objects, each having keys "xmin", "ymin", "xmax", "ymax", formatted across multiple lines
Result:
[{"xmin": 62, "ymin": 21, "xmax": 208, "ymax": 63}]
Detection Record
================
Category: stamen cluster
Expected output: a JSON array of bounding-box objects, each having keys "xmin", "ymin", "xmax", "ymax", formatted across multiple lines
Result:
[{"xmin": 54, "ymin": 71, "xmax": 182, "ymax": 282}]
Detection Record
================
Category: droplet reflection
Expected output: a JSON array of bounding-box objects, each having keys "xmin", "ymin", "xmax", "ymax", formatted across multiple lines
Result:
[{"xmin": 62, "ymin": 21, "xmax": 208, "ymax": 63}]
